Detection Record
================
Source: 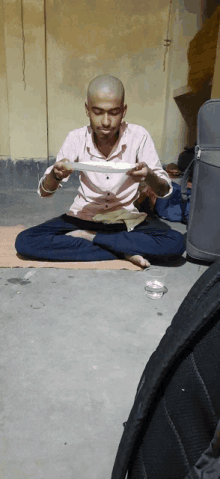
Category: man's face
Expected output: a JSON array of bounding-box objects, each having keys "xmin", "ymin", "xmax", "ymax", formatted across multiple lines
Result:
[{"xmin": 85, "ymin": 92, "xmax": 127, "ymax": 142}]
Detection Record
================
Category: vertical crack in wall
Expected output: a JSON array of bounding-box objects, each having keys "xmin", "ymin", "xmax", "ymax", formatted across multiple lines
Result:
[
  {"xmin": 44, "ymin": 0, "xmax": 49, "ymax": 165},
  {"xmin": 2, "ymin": 0, "xmax": 11, "ymax": 159},
  {"xmin": 21, "ymin": 0, "xmax": 26, "ymax": 90},
  {"xmin": 163, "ymin": 0, "xmax": 173, "ymax": 72},
  {"xmin": 160, "ymin": 0, "xmax": 175, "ymax": 161}
]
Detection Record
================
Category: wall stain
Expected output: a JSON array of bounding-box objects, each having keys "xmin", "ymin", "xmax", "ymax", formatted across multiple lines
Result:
[{"xmin": 7, "ymin": 278, "xmax": 31, "ymax": 285}]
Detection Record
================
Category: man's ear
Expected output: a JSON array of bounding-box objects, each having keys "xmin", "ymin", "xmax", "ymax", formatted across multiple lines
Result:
[
  {"xmin": 123, "ymin": 104, "xmax": 127, "ymax": 118},
  {"xmin": 85, "ymin": 103, "xmax": 89, "ymax": 117}
]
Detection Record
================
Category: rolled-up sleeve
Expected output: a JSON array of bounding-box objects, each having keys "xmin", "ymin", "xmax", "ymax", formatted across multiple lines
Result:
[{"xmin": 137, "ymin": 132, "xmax": 173, "ymax": 199}]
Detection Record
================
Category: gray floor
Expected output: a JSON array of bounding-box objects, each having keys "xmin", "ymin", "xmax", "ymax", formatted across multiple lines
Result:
[{"xmin": 0, "ymin": 187, "xmax": 210, "ymax": 479}]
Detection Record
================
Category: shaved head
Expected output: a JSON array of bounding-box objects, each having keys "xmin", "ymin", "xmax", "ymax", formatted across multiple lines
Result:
[
  {"xmin": 87, "ymin": 75, "xmax": 125, "ymax": 104},
  {"xmin": 85, "ymin": 75, "xmax": 127, "ymax": 147}
]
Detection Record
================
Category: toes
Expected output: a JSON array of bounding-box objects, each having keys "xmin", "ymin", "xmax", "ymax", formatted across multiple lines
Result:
[{"xmin": 125, "ymin": 254, "xmax": 151, "ymax": 268}]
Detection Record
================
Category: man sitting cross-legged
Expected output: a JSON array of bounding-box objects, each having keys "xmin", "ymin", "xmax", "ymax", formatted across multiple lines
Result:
[{"xmin": 15, "ymin": 75, "xmax": 185, "ymax": 268}]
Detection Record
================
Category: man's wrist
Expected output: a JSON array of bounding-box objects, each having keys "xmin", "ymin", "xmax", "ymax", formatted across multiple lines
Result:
[
  {"xmin": 41, "ymin": 177, "xmax": 57, "ymax": 194},
  {"xmin": 52, "ymin": 168, "xmax": 62, "ymax": 182},
  {"xmin": 145, "ymin": 168, "xmax": 169, "ymax": 197}
]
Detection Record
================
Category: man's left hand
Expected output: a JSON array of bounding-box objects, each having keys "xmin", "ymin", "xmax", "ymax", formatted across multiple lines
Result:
[
  {"xmin": 126, "ymin": 162, "xmax": 148, "ymax": 183},
  {"xmin": 127, "ymin": 162, "xmax": 170, "ymax": 197}
]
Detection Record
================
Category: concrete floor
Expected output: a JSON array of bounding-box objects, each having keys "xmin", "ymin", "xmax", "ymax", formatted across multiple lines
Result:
[{"xmin": 0, "ymin": 187, "xmax": 210, "ymax": 479}]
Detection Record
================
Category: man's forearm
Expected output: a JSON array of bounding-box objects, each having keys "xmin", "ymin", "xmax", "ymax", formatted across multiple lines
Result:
[
  {"xmin": 40, "ymin": 169, "xmax": 61, "ymax": 197},
  {"xmin": 39, "ymin": 159, "xmax": 74, "ymax": 197},
  {"xmin": 145, "ymin": 168, "xmax": 170, "ymax": 197}
]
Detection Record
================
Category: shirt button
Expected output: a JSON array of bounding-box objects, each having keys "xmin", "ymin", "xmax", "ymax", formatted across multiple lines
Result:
[
  {"xmin": 106, "ymin": 176, "xmax": 109, "ymax": 179},
  {"xmin": 105, "ymin": 205, "xmax": 108, "ymax": 208}
]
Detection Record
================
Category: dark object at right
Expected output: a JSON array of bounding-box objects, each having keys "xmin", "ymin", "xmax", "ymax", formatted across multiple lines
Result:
[
  {"xmin": 181, "ymin": 99, "xmax": 220, "ymax": 263},
  {"xmin": 111, "ymin": 258, "xmax": 220, "ymax": 479},
  {"xmin": 177, "ymin": 143, "xmax": 196, "ymax": 178}
]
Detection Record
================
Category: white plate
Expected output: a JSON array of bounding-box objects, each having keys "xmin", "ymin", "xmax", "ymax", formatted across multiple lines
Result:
[{"xmin": 65, "ymin": 161, "xmax": 134, "ymax": 173}]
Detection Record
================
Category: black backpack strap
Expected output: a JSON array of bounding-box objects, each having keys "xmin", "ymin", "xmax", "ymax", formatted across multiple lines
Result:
[{"xmin": 184, "ymin": 419, "xmax": 220, "ymax": 478}]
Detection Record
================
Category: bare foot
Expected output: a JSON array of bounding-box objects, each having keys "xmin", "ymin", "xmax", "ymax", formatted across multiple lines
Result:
[
  {"xmin": 66, "ymin": 232, "xmax": 150, "ymax": 267},
  {"xmin": 65, "ymin": 230, "xmax": 96, "ymax": 241},
  {"xmin": 125, "ymin": 254, "xmax": 151, "ymax": 268}
]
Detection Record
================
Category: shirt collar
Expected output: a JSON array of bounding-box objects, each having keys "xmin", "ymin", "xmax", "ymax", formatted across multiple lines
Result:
[{"xmin": 85, "ymin": 122, "xmax": 128, "ymax": 159}]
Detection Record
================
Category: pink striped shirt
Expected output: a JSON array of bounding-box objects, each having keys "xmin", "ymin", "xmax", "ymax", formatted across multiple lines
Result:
[{"xmin": 38, "ymin": 122, "xmax": 173, "ymax": 222}]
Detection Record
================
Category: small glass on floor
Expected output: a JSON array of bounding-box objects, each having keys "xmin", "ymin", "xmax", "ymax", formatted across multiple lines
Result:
[{"xmin": 144, "ymin": 267, "xmax": 167, "ymax": 299}]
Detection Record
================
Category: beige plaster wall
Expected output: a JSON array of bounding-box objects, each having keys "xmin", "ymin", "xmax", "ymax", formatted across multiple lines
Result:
[
  {"xmin": 161, "ymin": 0, "xmax": 202, "ymax": 163},
  {"xmin": 0, "ymin": 0, "xmax": 201, "ymax": 163},
  {"xmin": 0, "ymin": 0, "xmax": 10, "ymax": 156},
  {"xmin": 3, "ymin": 0, "xmax": 47, "ymax": 160},
  {"xmin": 47, "ymin": 0, "xmax": 203, "ymax": 161},
  {"xmin": 46, "ymin": 0, "xmax": 171, "ymax": 157}
]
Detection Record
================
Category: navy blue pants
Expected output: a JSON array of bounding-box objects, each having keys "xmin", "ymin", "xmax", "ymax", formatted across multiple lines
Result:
[{"xmin": 15, "ymin": 214, "xmax": 185, "ymax": 262}]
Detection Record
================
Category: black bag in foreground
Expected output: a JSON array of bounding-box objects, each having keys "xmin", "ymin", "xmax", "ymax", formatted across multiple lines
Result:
[
  {"xmin": 111, "ymin": 259, "xmax": 220, "ymax": 479},
  {"xmin": 181, "ymin": 99, "xmax": 220, "ymax": 263}
]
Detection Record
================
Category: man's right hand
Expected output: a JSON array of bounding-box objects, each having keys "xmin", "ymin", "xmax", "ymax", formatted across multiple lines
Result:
[
  {"xmin": 52, "ymin": 158, "xmax": 74, "ymax": 181},
  {"xmin": 40, "ymin": 158, "xmax": 75, "ymax": 197}
]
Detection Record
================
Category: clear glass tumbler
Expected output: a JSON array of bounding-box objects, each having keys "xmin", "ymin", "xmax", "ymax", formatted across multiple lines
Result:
[{"xmin": 144, "ymin": 267, "xmax": 167, "ymax": 299}]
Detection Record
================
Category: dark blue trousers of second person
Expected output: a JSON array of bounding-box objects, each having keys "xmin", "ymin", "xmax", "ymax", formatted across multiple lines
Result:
[{"xmin": 15, "ymin": 213, "xmax": 186, "ymax": 262}]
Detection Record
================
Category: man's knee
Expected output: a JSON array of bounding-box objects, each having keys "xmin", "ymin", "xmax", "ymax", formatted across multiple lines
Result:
[
  {"xmin": 170, "ymin": 230, "xmax": 186, "ymax": 255},
  {"xmin": 15, "ymin": 230, "xmax": 31, "ymax": 257}
]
